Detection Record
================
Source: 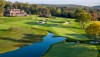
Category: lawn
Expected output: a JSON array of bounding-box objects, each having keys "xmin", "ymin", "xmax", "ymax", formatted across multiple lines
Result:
[
  {"xmin": 0, "ymin": 27, "xmax": 48, "ymax": 53},
  {"xmin": 0, "ymin": 15, "xmax": 99, "ymax": 57},
  {"xmin": 95, "ymin": 44, "xmax": 100, "ymax": 57},
  {"xmin": 0, "ymin": 16, "xmax": 48, "ymax": 53},
  {"xmin": 29, "ymin": 17, "xmax": 88, "ymax": 41},
  {"xmin": 43, "ymin": 43, "xmax": 98, "ymax": 57},
  {"xmin": 1, "ymin": 16, "xmax": 88, "ymax": 41}
]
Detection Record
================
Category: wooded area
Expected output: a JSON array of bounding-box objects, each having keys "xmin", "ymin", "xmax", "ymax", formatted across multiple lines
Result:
[{"xmin": 1, "ymin": 1, "xmax": 99, "ymax": 20}]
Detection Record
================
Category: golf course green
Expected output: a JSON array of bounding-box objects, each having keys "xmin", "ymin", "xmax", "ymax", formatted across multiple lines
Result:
[{"xmin": 0, "ymin": 15, "xmax": 99, "ymax": 57}]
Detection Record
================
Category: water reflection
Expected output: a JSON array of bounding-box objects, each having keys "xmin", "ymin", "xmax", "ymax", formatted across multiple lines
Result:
[{"xmin": 0, "ymin": 33, "xmax": 66, "ymax": 57}]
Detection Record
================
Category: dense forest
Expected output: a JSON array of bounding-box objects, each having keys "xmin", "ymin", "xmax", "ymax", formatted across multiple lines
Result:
[{"xmin": 3, "ymin": 1, "xmax": 100, "ymax": 20}]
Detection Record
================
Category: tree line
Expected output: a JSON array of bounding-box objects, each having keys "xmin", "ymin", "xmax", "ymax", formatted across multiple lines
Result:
[{"xmin": 0, "ymin": 1, "xmax": 98, "ymax": 19}]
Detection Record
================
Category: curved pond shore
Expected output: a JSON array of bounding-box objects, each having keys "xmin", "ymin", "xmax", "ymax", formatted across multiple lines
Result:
[{"xmin": 0, "ymin": 33, "xmax": 66, "ymax": 57}]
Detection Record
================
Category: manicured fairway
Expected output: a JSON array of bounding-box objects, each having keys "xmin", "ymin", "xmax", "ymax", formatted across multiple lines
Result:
[
  {"xmin": 43, "ymin": 43, "xmax": 98, "ymax": 57},
  {"xmin": 1, "ymin": 16, "xmax": 88, "ymax": 41},
  {"xmin": 0, "ymin": 16, "xmax": 99, "ymax": 57},
  {"xmin": 0, "ymin": 16, "xmax": 48, "ymax": 53}
]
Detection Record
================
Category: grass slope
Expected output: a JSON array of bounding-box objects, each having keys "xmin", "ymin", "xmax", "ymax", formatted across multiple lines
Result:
[
  {"xmin": 43, "ymin": 43, "xmax": 98, "ymax": 57},
  {"xmin": 52, "ymin": 27, "xmax": 88, "ymax": 40},
  {"xmin": 0, "ymin": 16, "xmax": 48, "ymax": 53}
]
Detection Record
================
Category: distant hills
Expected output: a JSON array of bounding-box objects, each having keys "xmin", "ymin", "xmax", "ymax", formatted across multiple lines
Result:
[
  {"xmin": 38, "ymin": 4, "xmax": 100, "ymax": 9},
  {"xmin": 38, "ymin": 4, "xmax": 91, "ymax": 8},
  {"xmin": 93, "ymin": 5, "xmax": 100, "ymax": 8},
  {"xmin": 39, "ymin": 4, "xmax": 83, "ymax": 7}
]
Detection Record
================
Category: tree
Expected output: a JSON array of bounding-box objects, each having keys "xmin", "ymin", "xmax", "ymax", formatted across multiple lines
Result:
[
  {"xmin": 55, "ymin": 8, "xmax": 62, "ymax": 16},
  {"xmin": 4, "ymin": 1, "xmax": 13, "ymax": 10},
  {"xmin": 50, "ymin": 6, "xmax": 57, "ymax": 16},
  {"xmin": 75, "ymin": 9, "xmax": 92, "ymax": 29},
  {"xmin": 3, "ymin": 1, "xmax": 100, "ymax": 19},
  {"xmin": 29, "ymin": 4, "xmax": 36, "ymax": 14},
  {"xmin": 91, "ymin": 12, "xmax": 98, "ymax": 21},
  {"xmin": 38, "ymin": 7, "xmax": 51, "ymax": 17},
  {"xmin": 86, "ymin": 21, "xmax": 100, "ymax": 42},
  {"xmin": 22, "ymin": 3, "xmax": 30, "ymax": 14},
  {"xmin": 13, "ymin": 2, "xmax": 19, "ymax": 9},
  {"xmin": 0, "ymin": 0, "xmax": 5, "ymax": 21}
]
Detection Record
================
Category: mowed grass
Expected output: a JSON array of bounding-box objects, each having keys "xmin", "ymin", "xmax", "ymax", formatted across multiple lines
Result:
[
  {"xmin": 28, "ymin": 17, "xmax": 89, "ymax": 41},
  {"xmin": 51, "ymin": 27, "xmax": 88, "ymax": 41},
  {"xmin": 0, "ymin": 15, "xmax": 99, "ymax": 57},
  {"xmin": 0, "ymin": 16, "xmax": 48, "ymax": 53},
  {"xmin": 0, "ymin": 27, "xmax": 48, "ymax": 53},
  {"xmin": 43, "ymin": 43, "xmax": 98, "ymax": 57},
  {"xmin": 1, "ymin": 16, "xmax": 88, "ymax": 41}
]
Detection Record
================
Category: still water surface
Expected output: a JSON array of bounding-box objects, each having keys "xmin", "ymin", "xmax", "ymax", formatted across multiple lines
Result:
[{"xmin": 0, "ymin": 33, "xmax": 66, "ymax": 57}]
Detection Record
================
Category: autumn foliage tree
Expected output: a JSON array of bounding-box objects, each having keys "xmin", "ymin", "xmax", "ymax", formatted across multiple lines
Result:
[
  {"xmin": 86, "ymin": 21, "xmax": 100, "ymax": 41},
  {"xmin": 91, "ymin": 12, "xmax": 98, "ymax": 21},
  {"xmin": 0, "ymin": 0, "xmax": 5, "ymax": 17}
]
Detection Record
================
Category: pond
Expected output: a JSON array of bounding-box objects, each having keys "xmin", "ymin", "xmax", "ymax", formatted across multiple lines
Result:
[{"xmin": 0, "ymin": 33, "xmax": 66, "ymax": 57}]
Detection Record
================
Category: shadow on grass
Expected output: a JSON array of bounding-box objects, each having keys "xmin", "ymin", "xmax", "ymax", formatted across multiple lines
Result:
[
  {"xmin": 0, "ymin": 37, "xmax": 32, "ymax": 43},
  {"xmin": 65, "ymin": 34, "xmax": 89, "ymax": 41},
  {"xmin": 43, "ymin": 43, "xmax": 98, "ymax": 57},
  {"xmin": 25, "ymin": 22, "xmax": 60, "ymax": 27},
  {"xmin": 0, "ymin": 29, "xmax": 9, "ymax": 31},
  {"xmin": 25, "ymin": 22, "xmax": 38, "ymax": 25},
  {"xmin": 49, "ymin": 20, "xmax": 65, "ymax": 23},
  {"xmin": 0, "ymin": 34, "xmax": 45, "ymax": 47},
  {"xmin": 25, "ymin": 21, "xmax": 82, "ymax": 29},
  {"xmin": 0, "ymin": 34, "xmax": 45, "ymax": 43},
  {"xmin": 95, "ymin": 44, "xmax": 100, "ymax": 57},
  {"xmin": 65, "ymin": 26, "xmax": 81, "ymax": 29},
  {"xmin": 23, "ymin": 34, "xmax": 45, "ymax": 43}
]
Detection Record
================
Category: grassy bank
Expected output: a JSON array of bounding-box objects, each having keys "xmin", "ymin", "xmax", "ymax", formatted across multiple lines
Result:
[
  {"xmin": 43, "ymin": 43, "xmax": 98, "ymax": 57},
  {"xmin": 0, "ymin": 16, "xmax": 48, "ymax": 53}
]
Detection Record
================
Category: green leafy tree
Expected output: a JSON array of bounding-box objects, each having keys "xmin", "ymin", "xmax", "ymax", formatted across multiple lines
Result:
[
  {"xmin": 4, "ymin": 1, "xmax": 13, "ymax": 9},
  {"xmin": 56, "ymin": 8, "xmax": 62, "ymax": 16},
  {"xmin": 75, "ymin": 9, "xmax": 92, "ymax": 29},
  {"xmin": 3, "ymin": 1, "xmax": 100, "ymax": 19},
  {"xmin": 38, "ymin": 7, "xmax": 51, "ymax": 17},
  {"xmin": 50, "ymin": 6, "xmax": 57, "ymax": 16},
  {"xmin": 22, "ymin": 3, "xmax": 30, "ymax": 14}
]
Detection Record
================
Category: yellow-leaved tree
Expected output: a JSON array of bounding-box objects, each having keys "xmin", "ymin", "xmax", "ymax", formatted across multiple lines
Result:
[
  {"xmin": 0, "ymin": 0, "xmax": 5, "ymax": 21},
  {"xmin": 86, "ymin": 21, "xmax": 100, "ymax": 41}
]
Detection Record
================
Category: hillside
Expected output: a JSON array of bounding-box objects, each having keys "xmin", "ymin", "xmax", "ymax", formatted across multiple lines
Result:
[
  {"xmin": 93, "ymin": 5, "xmax": 100, "ymax": 8},
  {"xmin": 38, "ymin": 4, "xmax": 87, "ymax": 8}
]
